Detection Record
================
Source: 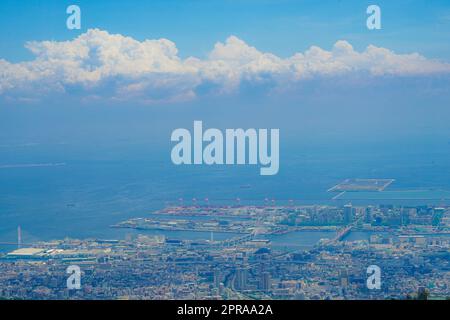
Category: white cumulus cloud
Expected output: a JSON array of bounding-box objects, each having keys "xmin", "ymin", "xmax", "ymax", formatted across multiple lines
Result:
[{"xmin": 1, "ymin": 29, "xmax": 449, "ymax": 103}]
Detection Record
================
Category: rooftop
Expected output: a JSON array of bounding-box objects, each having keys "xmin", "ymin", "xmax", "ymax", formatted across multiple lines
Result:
[{"xmin": 7, "ymin": 248, "xmax": 44, "ymax": 256}]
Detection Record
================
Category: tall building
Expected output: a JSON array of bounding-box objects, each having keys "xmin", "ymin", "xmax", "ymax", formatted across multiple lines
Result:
[
  {"xmin": 365, "ymin": 206, "xmax": 374, "ymax": 224},
  {"xmin": 213, "ymin": 268, "xmax": 221, "ymax": 288},
  {"xmin": 339, "ymin": 270, "xmax": 349, "ymax": 288},
  {"xmin": 259, "ymin": 272, "xmax": 271, "ymax": 292},
  {"xmin": 344, "ymin": 204, "xmax": 354, "ymax": 224},
  {"xmin": 401, "ymin": 208, "xmax": 410, "ymax": 226},
  {"xmin": 235, "ymin": 267, "xmax": 247, "ymax": 291},
  {"xmin": 432, "ymin": 207, "xmax": 445, "ymax": 226}
]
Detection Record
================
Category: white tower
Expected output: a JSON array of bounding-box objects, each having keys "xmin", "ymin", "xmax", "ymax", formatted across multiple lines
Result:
[{"xmin": 17, "ymin": 225, "xmax": 22, "ymax": 249}]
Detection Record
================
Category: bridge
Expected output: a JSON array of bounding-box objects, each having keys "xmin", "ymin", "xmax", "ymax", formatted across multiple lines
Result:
[
  {"xmin": 217, "ymin": 233, "xmax": 256, "ymax": 247},
  {"xmin": 333, "ymin": 225, "xmax": 353, "ymax": 242}
]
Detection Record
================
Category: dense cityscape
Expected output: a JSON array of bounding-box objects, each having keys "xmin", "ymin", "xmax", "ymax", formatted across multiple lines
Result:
[{"xmin": 1, "ymin": 202, "xmax": 449, "ymax": 300}]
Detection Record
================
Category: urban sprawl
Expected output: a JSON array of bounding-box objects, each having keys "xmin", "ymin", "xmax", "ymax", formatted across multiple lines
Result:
[{"xmin": 1, "ymin": 203, "xmax": 449, "ymax": 300}]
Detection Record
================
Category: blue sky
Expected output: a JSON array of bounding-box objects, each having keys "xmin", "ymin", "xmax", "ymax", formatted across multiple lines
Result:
[
  {"xmin": 0, "ymin": 0, "xmax": 449, "ymax": 145},
  {"xmin": 1, "ymin": 0, "xmax": 449, "ymax": 61}
]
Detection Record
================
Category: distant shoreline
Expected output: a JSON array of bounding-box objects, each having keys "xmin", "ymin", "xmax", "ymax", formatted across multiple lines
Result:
[{"xmin": 0, "ymin": 163, "xmax": 66, "ymax": 169}]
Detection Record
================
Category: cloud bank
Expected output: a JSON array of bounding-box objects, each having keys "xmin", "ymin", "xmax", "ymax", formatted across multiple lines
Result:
[{"xmin": 1, "ymin": 29, "xmax": 449, "ymax": 103}]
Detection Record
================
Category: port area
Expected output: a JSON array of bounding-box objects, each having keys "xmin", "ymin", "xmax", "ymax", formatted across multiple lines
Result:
[
  {"xmin": 111, "ymin": 205, "xmax": 343, "ymax": 237},
  {"xmin": 112, "ymin": 217, "xmax": 255, "ymax": 234}
]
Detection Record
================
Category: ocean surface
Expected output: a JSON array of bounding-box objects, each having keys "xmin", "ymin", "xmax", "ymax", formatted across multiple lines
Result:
[{"xmin": 1, "ymin": 139, "xmax": 450, "ymax": 252}]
